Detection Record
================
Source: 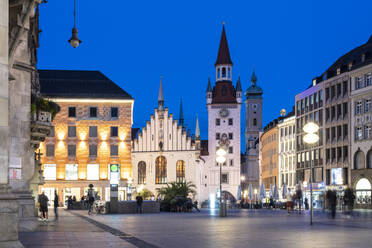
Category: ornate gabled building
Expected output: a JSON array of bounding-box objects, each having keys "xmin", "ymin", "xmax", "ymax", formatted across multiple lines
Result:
[
  {"xmin": 131, "ymin": 78, "xmax": 203, "ymax": 202},
  {"xmin": 200, "ymin": 25, "xmax": 242, "ymax": 203}
]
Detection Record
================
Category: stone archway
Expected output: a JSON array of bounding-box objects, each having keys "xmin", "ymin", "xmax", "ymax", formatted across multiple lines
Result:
[{"xmin": 222, "ymin": 191, "xmax": 236, "ymax": 203}]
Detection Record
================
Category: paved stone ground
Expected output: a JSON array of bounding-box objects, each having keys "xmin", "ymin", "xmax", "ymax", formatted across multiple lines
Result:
[{"xmin": 20, "ymin": 208, "xmax": 372, "ymax": 248}]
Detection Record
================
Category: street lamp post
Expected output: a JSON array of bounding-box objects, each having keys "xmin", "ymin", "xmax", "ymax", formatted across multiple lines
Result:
[{"xmin": 303, "ymin": 122, "xmax": 319, "ymax": 226}]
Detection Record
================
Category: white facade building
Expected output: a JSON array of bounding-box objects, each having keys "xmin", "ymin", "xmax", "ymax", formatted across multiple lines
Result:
[
  {"xmin": 131, "ymin": 79, "xmax": 203, "ymax": 202},
  {"xmin": 199, "ymin": 25, "xmax": 242, "ymax": 203},
  {"xmin": 277, "ymin": 113, "xmax": 296, "ymax": 195}
]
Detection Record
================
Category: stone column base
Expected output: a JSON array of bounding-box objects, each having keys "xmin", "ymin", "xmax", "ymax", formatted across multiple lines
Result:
[
  {"xmin": 14, "ymin": 191, "xmax": 37, "ymax": 232},
  {"xmin": 0, "ymin": 188, "xmax": 24, "ymax": 247}
]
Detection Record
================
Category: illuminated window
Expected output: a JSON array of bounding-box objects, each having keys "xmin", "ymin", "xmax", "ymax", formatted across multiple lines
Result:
[
  {"xmin": 138, "ymin": 161, "xmax": 146, "ymax": 184},
  {"xmin": 49, "ymin": 126, "xmax": 55, "ymax": 137},
  {"xmin": 87, "ymin": 164, "xmax": 99, "ymax": 180},
  {"xmin": 155, "ymin": 156, "xmax": 167, "ymax": 184},
  {"xmin": 65, "ymin": 164, "xmax": 78, "ymax": 180},
  {"xmin": 43, "ymin": 164, "xmax": 56, "ymax": 180},
  {"xmin": 176, "ymin": 160, "xmax": 185, "ymax": 183},
  {"xmin": 228, "ymin": 147, "xmax": 233, "ymax": 154}
]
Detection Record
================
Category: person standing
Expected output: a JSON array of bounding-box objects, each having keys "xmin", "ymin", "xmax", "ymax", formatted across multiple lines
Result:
[
  {"xmin": 87, "ymin": 184, "xmax": 95, "ymax": 215},
  {"xmin": 136, "ymin": 194, "xmax": 143, "ymax": 213},
  {"xmin": 286, "ymin": 191, "xmax": 292, "ymax": 215},
  {"xmin": 38, "ymin": 192, "xmax": 49, "ymax": 221},
  {"xmin": 54, "ymin": 191, "xmax": 59, "ymax": 221}
]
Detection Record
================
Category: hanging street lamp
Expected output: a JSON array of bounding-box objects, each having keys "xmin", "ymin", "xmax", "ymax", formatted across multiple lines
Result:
[{"xmin": 68, "ymin": 0, "xmax": 82, "ymax": 48}]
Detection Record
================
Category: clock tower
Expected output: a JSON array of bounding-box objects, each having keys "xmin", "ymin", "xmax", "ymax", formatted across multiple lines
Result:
[{"xmin": 201, "ymin": 24, "xmax": 242, "ymax": 202}]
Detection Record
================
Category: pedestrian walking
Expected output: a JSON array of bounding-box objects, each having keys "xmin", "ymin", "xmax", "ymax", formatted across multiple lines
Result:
[
  {"xmin": 38, "ymin": 192, "xmax": 49, "ymax": 221},
  {"xmin": 54, "ymin": 190, "xmax": 59, "ymax": 221},
  {"xmin": 193, "ymin": 201, "xmax": 200, "ymax": 212},
  {"xmin": 304, "ymin": 198, "xmax": 309, "ymax": 210},
  {"xmin": 136, "ymin": 194, "xmax": 143, "ymax": 213}
]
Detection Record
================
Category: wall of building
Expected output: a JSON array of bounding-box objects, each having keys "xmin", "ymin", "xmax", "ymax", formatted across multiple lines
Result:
[
  {"xmin": 39, "ymin": 100, "xmax": 133, "ymax": 205},
  {"xmin": 260, "ymin": 126, "xmax": 279, "ymax": 189}
]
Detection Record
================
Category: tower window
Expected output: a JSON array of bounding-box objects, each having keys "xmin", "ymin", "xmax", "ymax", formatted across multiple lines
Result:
[
  {"xmin": 217, "ymin": 68, "xmax": 221, "ymax": 78},
  {"xmin": 222, "ymin": 67, "xmax": 226, "ymax": 78},
  {"xmin": 221, "ymin": 85, "xmax": 227, "ymax": 96},
  {"xmin": 253, "ymin": 118, "xmax": 257, "ymax": 126},
  {"xmin": 228, "ymin": 67, "xmax": 231, "ymax": 78},
  {"xmin": 216, "ymin": 118, "xmax": 220, "ymax": 126}
]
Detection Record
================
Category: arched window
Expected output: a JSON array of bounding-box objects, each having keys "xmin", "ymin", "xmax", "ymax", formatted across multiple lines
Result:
[
  {"xmin": 227, "ymin": 67, "xmax": 231, "ymax": 78},
  {"xmin": 253, "ymin": 118, "xmax": 257, "ymax": 126},
  {"xmin": 221, "ymin": 85, "xmax": 227, "ymax": 96},
  {"xmin": 217, "ymin": 68, "xmax": 221, "ymax": 78},
  {"xmin": 354, "ymin": 150, "xmax": 365, "ymax": 169},
  {"xmin": 367, "ymin": 149, "xmax": 372, "ymax": 169},
  {"xmin": 155, "ymin": 156, "xmax": 167, "ymax": 184},
  {"xmin": 222, "ymin": 67, "xmax": 226, "ymax": 78},
  {"xmin": 176, "ymin": 160, "xmax": 185, "ymax": 183},
  {"xmin": 138, "ymin": 161, "xmax": 146, "ymax": 184}
]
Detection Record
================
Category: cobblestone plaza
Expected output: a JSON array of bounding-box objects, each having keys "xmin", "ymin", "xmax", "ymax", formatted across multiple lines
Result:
[{"xmin": 20, "ymin": 209, "xmax": 372, "ymax": 248}]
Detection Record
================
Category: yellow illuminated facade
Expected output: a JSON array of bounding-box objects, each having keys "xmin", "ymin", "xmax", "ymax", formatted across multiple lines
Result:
[{"xmin": 39, "ymin": 99, "xmax": 134, "ymax": 206}]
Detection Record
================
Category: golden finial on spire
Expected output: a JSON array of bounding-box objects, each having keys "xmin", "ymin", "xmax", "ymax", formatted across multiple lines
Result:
[{"xmin": 222, "ymin": 21, "xmax": 225, "ymax": 25}]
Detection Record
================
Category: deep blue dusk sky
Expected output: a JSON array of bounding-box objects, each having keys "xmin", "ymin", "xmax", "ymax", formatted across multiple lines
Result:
[{"xmin": 38, "ymin": 0, "xmax": 372, "ymax": 144}]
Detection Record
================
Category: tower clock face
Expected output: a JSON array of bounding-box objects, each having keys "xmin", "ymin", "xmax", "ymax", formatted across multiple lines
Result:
[{"xmin": 219, "ymin": 108, "xmax": 229, "ymax": 118}]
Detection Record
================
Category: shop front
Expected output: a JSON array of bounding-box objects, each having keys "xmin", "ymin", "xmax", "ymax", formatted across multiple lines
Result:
[{"xmin": 351, "ymin": 169, "xmax": 372, "ymax": 209}]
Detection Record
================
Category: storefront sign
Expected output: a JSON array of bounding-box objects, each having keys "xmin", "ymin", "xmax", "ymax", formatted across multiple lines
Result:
[{"xmin": 110, "ymin": 164, "xmax": 120, "ymax": 185}]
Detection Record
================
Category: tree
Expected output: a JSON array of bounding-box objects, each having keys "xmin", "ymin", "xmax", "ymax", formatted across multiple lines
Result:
[
  {"xmin": 137, "ymin": 188, "xmax": 153, "ymax": 200},
  {"xmin": 157, "ymin": 181, "xmax": 196, "ymax": 211}
]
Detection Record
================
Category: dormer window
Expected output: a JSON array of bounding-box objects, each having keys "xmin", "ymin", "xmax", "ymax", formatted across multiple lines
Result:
[
  {"xmin": 362, "ymin": 54, "xmax": 366, "ymax": 62},
  {"xmin": 222, "ymin": 67, "xmax": 226, "ymax": 78},
  {"xmin": 336, "ymin": 68, "xmax": 341, "ymax": 75},
  {"xmin": 348, "ymin": 62, "xmax": 353, "ymax": 70}
]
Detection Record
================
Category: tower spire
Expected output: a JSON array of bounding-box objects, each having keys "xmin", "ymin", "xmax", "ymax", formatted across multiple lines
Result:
[
  {"xmin": 158, "ymin": 76, "xmax": 164, "ymax": 110},
  {"xmin": 251, "ymin": 69, "xmax": 257, "ymax": 86},
  {"xmin": 236, "ymin": 75, "xmax": 242, "ymax": 91},
  {"xmin": 179, "ymin": 98, "xmax": 184, "ymax": 127},
  {"xmin": 215, "ymin": 23, "xmax": 233, "ymax": 66},
  {"xmin": 195, "ymin": 115, "xmax": 200, "ymax": 140},
  {"xmin": 207, "ymin": 77, "xmax": 212, "ymax": 92}
]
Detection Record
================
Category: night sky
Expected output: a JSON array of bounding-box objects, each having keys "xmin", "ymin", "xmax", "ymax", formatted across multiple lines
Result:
[{"xmin": 37, "ymin": 0, "xmax": 372, "ymax": 146}]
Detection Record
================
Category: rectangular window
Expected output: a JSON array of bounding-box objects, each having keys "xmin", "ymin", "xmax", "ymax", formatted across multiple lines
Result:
[
  {"xmin": 68, "ymin": 144, "xmax": 76, "ymax": 157},
  {"xmin": 228, "ymin": 146, "xmax": 233, "ymax": 154},
  {"xmin": 110, "ymin": 126, "xmax": 118, "ymax": 137},
  {"xmin": 89, "ymin": 126, "xmax": 98, "ymax": 137},
  {"xmin": 356, "ymin": 127, "xmax": 363, "ymax": 140},
  {"xmin": 46, "ymin": 144, "xmax": 55, "ymax": 157},
  {"xmin": 221, "ymin": 173, "xmax": 228, "ymax": 184},
  {"xmin": 110, "ymin": 145, "xmax": 118, "ymax": 156},
  {"xmin": 325, "ymin": 87, "xmax": 330, "ymax": 100},
  {"xmin": 68, "ymin": 107, "xmax": 76, "ymax": 118},
  {"xmin": 319, "ymin": 90, "xmax": 323, "ymax": 106},
  {"xmin": 355, "ymin": 100, "xmax": 362, "ymax": 114},
  {"xmin": 216, "ymin": 133, "xmax": 220, "ymax": 140},
  {"xmin": 365, "ymin": 125, "xmax": 372, "ymax": 139},
  {"xmin": 228, "ymin": 118, "xmax": 233, "ymax": 125},
  {"xmin": 325, "ymin": 108, "xmax": 330, "ymax": 121},
  {"xmin": 89, "ymin": 144, "xmax": 97, "ymax": 157},
  {"xmin": 337, "ymin": 83, "xmax": 341, "ymax": 97},
  {"xmin": 87, "ymin": 164, "xmax": 99, "ymax": 180},
  {"xmin": 337, "ymin": 104, "xmax": 342, "ymax": 119},
  {"xmin": 111, "ymin": 107, "xmax": 118, "ymax": 118},
  {"xmin": 49, "ymin": 126, "xmax": 55, "ymax": 137},
  {"xmin": 216, "ymin": 118, "xmax": 220, "ymax": 126},
  {"xmin": 43, "ymin": 164, "xmax": 56, "ymax": 180},
  {"xmin": 343, "ymin": 102, "xmax": 348, "ymax": 117},
  {"xmin": 331, "ymin": 85, "xmax": 335, "ymax": 99},
  {"xmin": 68, "ymin": 126, "xmax": 76, "ymax": 137},
  {"xmin": 366, "ymin": 73, "xmax": 372, "ymax": 86},
  {"xmin": 365, "ymin": 99, "xmax": 371, "ymax": 113},
  {"xmin": 343, "ymin": 146, "xmax": 348, "ymax": 160},
  {"xmin": 331, "ymin": 106, "xmax": 336, "ymax": 120},
  {"xmin": 228, "ymin": 133, "xmax": 233, "ymax": 139},
  {"xmin": 65, "ymin": 164, "xmax": 78, "ymax": 180},
  {"xmin": 343, "ymin": 81, "xmax": 348, "ymax": 95},
  {"xmin": 90, "ymin": 107, "xmax": 98, "ymax": 118},
  {"xmin": 229, "ymin": 159, "xmax": 233, "ymax": 166}
]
